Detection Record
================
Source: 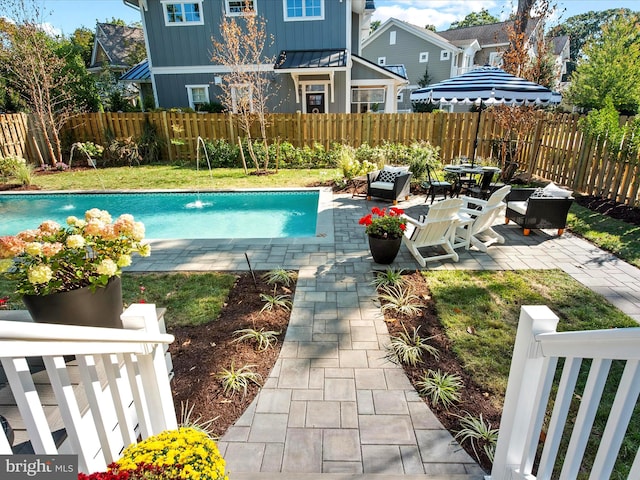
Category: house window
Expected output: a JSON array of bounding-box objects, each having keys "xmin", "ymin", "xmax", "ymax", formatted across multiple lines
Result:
[
  {"xmin": 440, "ymin": 50, "xmax": 450, "ymax": 61},
  {"xmin": 162, "ymin": 1, "xmax": 204, "ymax": 26},
  {"xmin": 352, "ymin": 87, "xmax": 385, "ymax": 113},
  {"xmin": 226, "ymin": 0, "xmax": 255, "ymax": 15},
  {"xmin": 377, "ymin": 57, "xmax": 386, "ymax": 66},
  {"xmin": 397, "ymin": 92, "xmax": 404, "ymax": 103},
  {"xmin": 284, "ymin": 0, "xmax": 324, "ymax": 21},
  {"xmin": 419, "ymin": 52, "xmax": 428, "ymax": 63},
  {"xmin": 489, "ymin": 52, "xmax": 503, "ymax": 66},
  {"xmin": 231, "ymin": 84, "xmax": 253, "ymax": 113},
  {"xmin": 390, "ymin": 31, "xmax": 396, "ymax": 45},
  {"xmin": 186, "ymin": 85, "xmax": 209, "ymax": 110}
]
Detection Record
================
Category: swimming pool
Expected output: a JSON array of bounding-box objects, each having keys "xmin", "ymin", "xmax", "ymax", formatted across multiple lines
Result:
[{"xmin": 0, "ymin": 190, "xmax": 320, "ymax": 239}]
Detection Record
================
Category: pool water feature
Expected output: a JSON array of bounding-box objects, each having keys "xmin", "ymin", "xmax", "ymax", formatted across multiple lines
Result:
[{"xmin": 0, "ymin": 190, "xmax": 320, "ymax": 240}]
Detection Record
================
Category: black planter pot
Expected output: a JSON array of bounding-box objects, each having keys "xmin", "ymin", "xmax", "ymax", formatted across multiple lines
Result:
[
  {"xmin": 22, "ymin": 276, "xmax": 123, "ymax": 328},
  {"xmin": 368, "ymin": 235, "xmax": 402, "ymax": 264}
]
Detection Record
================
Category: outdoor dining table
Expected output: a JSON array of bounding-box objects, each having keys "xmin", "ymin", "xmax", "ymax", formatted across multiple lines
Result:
[{"xmin": 443, "ymin": 165, "xmax": 501, "ymax": 196}]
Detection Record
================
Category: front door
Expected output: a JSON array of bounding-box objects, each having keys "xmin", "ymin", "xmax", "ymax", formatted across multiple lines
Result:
[{"xmin": 306, "ymin": 93, "xmax": 325, "ymax": 113}]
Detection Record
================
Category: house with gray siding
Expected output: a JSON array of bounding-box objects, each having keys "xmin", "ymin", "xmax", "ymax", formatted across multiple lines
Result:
[
  {"xmin": 122, "ymin": 0, "xmax": 407, "ymax": 113},
  {"xmin": 361, "ymin": 18, "xmax": 462, "ymax": 112},
  {"xmin": 363, "ymin": 17, "xmax": 567, "ymax": 112}
]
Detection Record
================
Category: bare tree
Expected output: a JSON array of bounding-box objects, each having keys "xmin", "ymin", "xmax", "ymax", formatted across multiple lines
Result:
[
  {"xmin": 210, "ymin": 2, "xmax": 278, "ymax": 172},
  {"xmin": 0, "ymin": 0, "xmax": 86, "ymax": 165}
]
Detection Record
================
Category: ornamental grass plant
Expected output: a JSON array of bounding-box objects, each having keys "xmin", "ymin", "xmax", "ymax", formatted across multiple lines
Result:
[
  {"xmin": 358, "ymin": 206, "xmax": 407, "ymax": 239},
  {"xmin": 0, "ymin": 209, "xmax": 149, "ymax": 296}
]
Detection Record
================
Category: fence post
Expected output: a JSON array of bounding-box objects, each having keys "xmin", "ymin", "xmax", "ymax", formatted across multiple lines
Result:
[{"xmin": 489, "ymin": 305, "xmax": 559, "ymax": 480}]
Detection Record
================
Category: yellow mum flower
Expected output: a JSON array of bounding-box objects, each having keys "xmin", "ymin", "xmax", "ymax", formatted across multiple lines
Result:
[{"xmin": 117, "ymin": 255, "xmax": 132, "ymax": 267}]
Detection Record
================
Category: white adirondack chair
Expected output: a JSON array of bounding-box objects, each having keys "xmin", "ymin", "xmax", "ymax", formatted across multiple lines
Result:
[
  {"xmin": 402, "ymin": 198, "xmax": 465, "ymax": 267},
  {"xmin": 455, "ymin": 185, "xmax": 512, "ymax": 253}
]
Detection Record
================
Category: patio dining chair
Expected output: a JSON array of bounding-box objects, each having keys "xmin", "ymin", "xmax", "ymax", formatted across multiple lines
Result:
[
  {"xmin": 402, "ymin": 198, "xmax": 466, "ymax": 267},
  {"xmin": 422, "ymin": 165, "xmax": 454, "ymax": 204}
]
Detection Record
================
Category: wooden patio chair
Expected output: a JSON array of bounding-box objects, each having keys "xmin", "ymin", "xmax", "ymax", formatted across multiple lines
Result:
[
  {"xmin": 402, "ymin": 198, "xmax": 465, "ymax": 267},
  {"xmin": 455, "ymin": 185, "xmax": 511, "ymax": 252}
]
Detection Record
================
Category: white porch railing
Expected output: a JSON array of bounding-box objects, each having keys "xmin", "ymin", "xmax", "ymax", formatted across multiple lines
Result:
[
  {"xmin": 489, "ymin": 305, "xmax": 640, "ymax": 480},
  {"xmin": 0, "ymin": 303, "xmax": 176, "ymax": 474}
]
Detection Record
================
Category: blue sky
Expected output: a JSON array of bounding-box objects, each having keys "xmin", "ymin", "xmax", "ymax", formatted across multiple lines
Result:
[{"xmin": 38, "ymin": 0, "xmax": 640, "ymax": 36}]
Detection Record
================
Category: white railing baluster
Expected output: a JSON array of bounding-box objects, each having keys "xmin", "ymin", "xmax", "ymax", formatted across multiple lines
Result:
[
  {"xmin": 520, "ymin": 356, "xmax": 558, "ymax": 476},
  {"xmin": 123, "ymin": 353, "xmax": 152, "ymax": 439},
  {"xmin": 0, "ymin": 418, "xmax": 12, "ymax": 453},
  {"xmin": 1, "ymin": 357, "xmax": 57, "ymax": 454},
  {"xmin": 590, "ymin": 359, "xmax": 640, "ymax": 479},
  {"xmin": 76, "ymin": 354, "xmax": 120, "ymax": 464},
  {"xmin": 536, "ymin": 357, "xmax": 582, "ymax": 479},
  {"xmin": 122, "ymin": 304, "xmax": 177, "ymax": 435},
  {"xmin": 100, "ymin": 353, "xmax": 137, "ymax": 448},
  {"xmin": 559, "ymin": 358, "xmax": 612, "ymax": 479},
  {"xmin": 43, "ymin": 355, "xmax": 97, "ymax": 473}
]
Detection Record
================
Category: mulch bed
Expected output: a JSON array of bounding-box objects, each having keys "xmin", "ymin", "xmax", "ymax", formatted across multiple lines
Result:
[
  {"xmin": 379, "ymin": 271, "xmax": 499, "ymax": 471},
  {"xmin": 167, "ymin": 273, "xmax": 293, "ymax": 437}
]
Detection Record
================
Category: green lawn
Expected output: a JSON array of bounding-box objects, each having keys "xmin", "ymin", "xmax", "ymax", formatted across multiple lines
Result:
[
  {"xmin": 30, "ymin": 165, "xmax": 341, "ymax": 191},
  {"xmin": 425, "ymin": 269, "xmax": 639, "ymax": 478}
]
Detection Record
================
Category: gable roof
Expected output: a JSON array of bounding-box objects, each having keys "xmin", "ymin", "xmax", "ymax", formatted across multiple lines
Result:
[
  {"xmin": 551, "ymin": 35, "xmax": 569, "ymax": 56},
  {"xmin": 438, "ymin": 19, "xmax": 540, "ymax": 46},
  {"xmin": 90, "ymin": 23, "xmax": 145, "ymax": 70},
  {"xmin": 363, "ymin": 18, "xmax": 459, "ymax": 53},
  {"xmin": 352, "ymin": 54, "xmax": 410, "ymax": 82}
]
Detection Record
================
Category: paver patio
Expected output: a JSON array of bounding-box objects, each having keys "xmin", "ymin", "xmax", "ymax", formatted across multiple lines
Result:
[{"xmin": 130, "ymin": 189, "xmax": 640, "ymax": 477}]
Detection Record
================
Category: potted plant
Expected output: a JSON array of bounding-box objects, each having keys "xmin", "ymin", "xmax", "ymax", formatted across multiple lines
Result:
[
  {"xmin": 0, "ymin": 208, "xmax": 150, "ymax": 328},
  {"xmin": 359, "ymin": 206, "xmax": 407, "ymax": 264}
]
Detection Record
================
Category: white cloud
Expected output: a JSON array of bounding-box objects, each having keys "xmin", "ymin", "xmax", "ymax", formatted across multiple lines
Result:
[
  {"xmin": 39, "ymin": 22, "xmax": 61, "ymax": 37},
  {"xmin": 372, "ymin": 1, "xmax": 503, "ymax": 30}
]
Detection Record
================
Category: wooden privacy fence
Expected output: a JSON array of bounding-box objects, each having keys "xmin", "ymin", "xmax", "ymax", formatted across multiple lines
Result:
[{"xmin": 2, "ymin": 111, "xmax": 639, "ymax": 205}]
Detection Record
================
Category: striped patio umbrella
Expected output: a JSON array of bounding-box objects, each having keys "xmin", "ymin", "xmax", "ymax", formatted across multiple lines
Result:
[
  {"xmin": 410, "ymin": 66, "xmax": 561, "ymax": 162},
  {"xmin": 410, "ymin": 66, "xmax": 562, "ymax": 106}
]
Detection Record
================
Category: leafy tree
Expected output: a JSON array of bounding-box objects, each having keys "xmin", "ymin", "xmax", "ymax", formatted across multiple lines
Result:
[
  {"xmin": 424, "ymin": 24, "xmax": 436, "ymax": 32},
  {"xmin": 567, "ymin": 14, "xmax": 640, "ymax": 114},
  {"xmin": 71, "ymin": 27, "xmax": 95, "ymax": 67},
  {"xmin": 211, "ymin": 2, "xmax": 278, "ymax": 172},
  {"xmin": 416, "ymin": 66, "xmax": 431, "ymax": 88},
  {"xmin": 449, "ymin": 8, "xmax": 499, "ymax": 29},
  {"xmin": 548, "ymin": 8, "xmax": 636, "ymax": 63},
  {"xmin": 370, "ymin": 19, "xmax": 380, "ymax": 33},
  {"xmin": 0, "ymin": 0, "xmax": 92, "ymax": 164}
]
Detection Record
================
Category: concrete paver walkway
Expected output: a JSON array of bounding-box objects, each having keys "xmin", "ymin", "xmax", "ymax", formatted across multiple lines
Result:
[{"xmin": 130, "ymin": 189, "xmax": 640, "ymax": 477}]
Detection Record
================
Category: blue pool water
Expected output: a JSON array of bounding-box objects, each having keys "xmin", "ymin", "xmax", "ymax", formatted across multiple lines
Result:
[{"xmin": 0, "ymin": 191, "xmax": 319, "ymax": 239}]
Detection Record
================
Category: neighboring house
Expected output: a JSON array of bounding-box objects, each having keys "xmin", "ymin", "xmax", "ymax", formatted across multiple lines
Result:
[
  {"xmin": 362, "ymin": 18, "xmax": 464, "ymax": 112},
  {"xmin": 90, "ymin": 22, "xmax": 147, "ymax": 108},
  {"xmin": 122, "ymin": 0, "xmax": 408, "ymax": 113},
  {"xmin": 363, "ymin": 18, "xmax": 568, "ymax": 112},
  {"xmin": 89, "ymin": 22, "xmax": 146, "ymax": 76},
  {"xmin": 552, "ymin": 35, "xmax": 570, "ymax": 89}
]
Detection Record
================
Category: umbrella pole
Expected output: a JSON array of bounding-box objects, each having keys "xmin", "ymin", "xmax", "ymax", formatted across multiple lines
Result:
[{"xmin": 471, "ymin": 100, "xmax": 482, "ymax": 166}]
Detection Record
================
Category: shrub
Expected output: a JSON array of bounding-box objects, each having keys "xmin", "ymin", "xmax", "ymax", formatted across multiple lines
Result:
[
  {"xmin": 138, "ymin": 120, "xmax": 164, "ymax": 164},
  {"xmin": 407, "ymin": 141, "xmax": 440, "ymax": 182},
  {"xmin": 12, "ymin": 161, "xmax": 33, "ymax": 185},
  {"xmin": 202, "ymin": 139, "xmax": 241, "ymax": 168},
  {"xmin": 0, "ymin": 156, "xmax": 26, "ymax": 181},
  {"xmin": 104, "ymin": 137, "xmax": 142, "ymax": 166}
]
